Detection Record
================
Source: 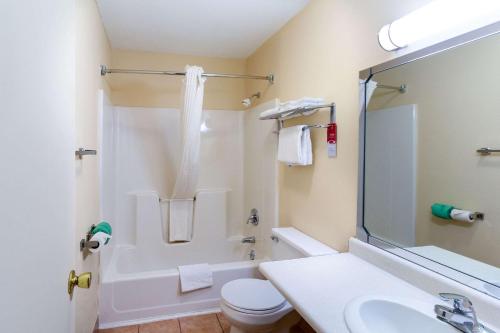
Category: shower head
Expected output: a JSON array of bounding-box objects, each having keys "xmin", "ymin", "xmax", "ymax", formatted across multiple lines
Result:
[
  {"xmin": 242, "ymin": 98, "xmax": 252, "ymax": 107},
  {"xmin": 242, "ymin": 92, "xmax": 261, "ymax": 108}
]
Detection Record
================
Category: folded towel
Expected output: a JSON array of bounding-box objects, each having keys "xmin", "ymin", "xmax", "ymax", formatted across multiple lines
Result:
[
  {"xmin": 280, "ymin": 97, "xmax": 324, "ymax": 112},
  {"xmin": 169, "ymin": 199, "xmax": 194, "ymax": 242},
  {"xmin": 260, "ymin": 97, "xmax": 325, "ymax": 119},
  {"xmin": 178, "ymin": 263, "xmax": 213, "ymax": 293},
  {"xmin": 278, "ymin": 125, "xmax": 312, "ymax": 166}
]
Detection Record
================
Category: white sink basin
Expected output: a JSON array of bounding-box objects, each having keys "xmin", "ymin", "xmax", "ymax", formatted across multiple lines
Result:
[{"xmin": 344, "ymin": 295, "xmax": 458, "ymax": 333}]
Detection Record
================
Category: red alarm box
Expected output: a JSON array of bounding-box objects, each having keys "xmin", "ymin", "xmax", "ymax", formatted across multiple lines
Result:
[{"xmin": 327, "ymin": 123, "xmax": 337, "ymax": 158}]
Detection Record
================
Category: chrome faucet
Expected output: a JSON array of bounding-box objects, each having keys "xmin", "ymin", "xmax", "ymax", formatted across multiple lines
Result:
[
  {"xmin": 241, "ymin": 236, "xmax": 256, "ymax": 244},
  {"xmin": 246, "ymin": 208, "xmax": 259, "ymax": 226},
  {"xmin": 435, "ymin": 293, "xmax": 494, "ymax": 333}
]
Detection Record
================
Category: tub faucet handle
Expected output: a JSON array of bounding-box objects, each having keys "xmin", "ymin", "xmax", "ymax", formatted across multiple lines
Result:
[{"xmin": 247, "ymin": 208, "xmax": 259, "ymax": 226}]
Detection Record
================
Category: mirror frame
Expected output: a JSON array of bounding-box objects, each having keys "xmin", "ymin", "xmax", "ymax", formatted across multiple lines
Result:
[{"xmin": 357, "ymin": 21, "xmax": 500, "ymax": 297}]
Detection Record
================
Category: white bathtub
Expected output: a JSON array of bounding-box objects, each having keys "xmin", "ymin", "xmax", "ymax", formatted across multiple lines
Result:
[{"xmin": 99, "ymin": 240, "xmax": 267, "ymax": 329}]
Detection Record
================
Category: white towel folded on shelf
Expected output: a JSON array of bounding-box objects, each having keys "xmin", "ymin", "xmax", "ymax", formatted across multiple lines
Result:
[
  {"xmin": 169, "ymin": 199, "xmax": 194, "ymax": 242},
  {"xmin": 278, "ymin": 125, "xmax": 313, "ymax": 166},
  {"xmin": 260, "ymin": 97, "xmax": 325, "ymax": 119},
  {"xmin": 178, "ymin": 263, "xmax": 213, "ymax": 293}
]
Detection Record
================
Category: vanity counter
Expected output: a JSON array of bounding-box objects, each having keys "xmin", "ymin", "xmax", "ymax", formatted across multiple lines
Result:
[{"xmin": 259, "ymin": 253, "xmax": 444, "ymax": 333}]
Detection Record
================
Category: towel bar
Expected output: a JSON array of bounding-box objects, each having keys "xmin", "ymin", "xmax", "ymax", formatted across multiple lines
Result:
[{"xmin": 477, "ymin": 147, "xmax": 500, "ymax": 155}]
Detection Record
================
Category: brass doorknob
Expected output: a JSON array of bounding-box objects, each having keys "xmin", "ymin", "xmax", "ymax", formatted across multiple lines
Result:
[{"xmin": 68, "ymin": 270, "xmax": 92, "ymax": 296}]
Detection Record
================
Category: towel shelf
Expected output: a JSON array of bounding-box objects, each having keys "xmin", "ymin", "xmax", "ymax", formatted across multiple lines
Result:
[
  {"xmin": 259, "ymin": 102, "xmax": 336, "ymax": 121},
  {"xmin": 266, "ymin": 103, "xmax": 336, "ymax": 136}
]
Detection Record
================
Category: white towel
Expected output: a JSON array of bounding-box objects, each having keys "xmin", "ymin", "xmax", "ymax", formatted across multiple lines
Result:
[
  {"xmin": 278, "ymin": 126, "xmax": 312, "ymax": 166},
  {"xmin": 280, "ymin": 97, "xmax": 324, "ymax": 111},
  {"xmin": 169, "ymin": 199, "xmax": 194, "ymax": 242},
  {"xmin": 260, "ymin": 97, "xmax": 325, "ymax": 119},
  {"xmin": 178, "ymin": 263, "xmax": 213, "ymax": 293}
]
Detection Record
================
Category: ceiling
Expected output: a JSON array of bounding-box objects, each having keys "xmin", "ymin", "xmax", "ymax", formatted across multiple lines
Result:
[{"xmin": 96, "ymin": 0, "xmax": 310, "ymax": 58}]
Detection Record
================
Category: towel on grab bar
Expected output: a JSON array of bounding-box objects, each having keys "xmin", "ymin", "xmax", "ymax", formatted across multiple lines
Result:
[
  {"xmin": 278, "ymin": 125, "xmax": 312, "ymax": 166},
  {"xmin": 169, "ymin": 199, "xmax": 194, "ymax": 242},
  {"xmin": 178, "ymin": 263, "xmax": 213, "ymax": 293}
]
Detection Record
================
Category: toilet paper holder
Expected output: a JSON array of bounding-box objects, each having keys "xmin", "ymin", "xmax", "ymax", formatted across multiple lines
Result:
[
  {"xmin": 470, "ymin": 212, "xmax": 485, "ymax": 221},
  {"xmin": 80, "ymin": 224, "xmax": 99, "ymax": 251}
]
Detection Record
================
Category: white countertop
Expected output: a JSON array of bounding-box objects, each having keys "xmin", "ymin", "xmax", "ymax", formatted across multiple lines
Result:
[{"xmin": 259, "ymin": 253, "xmax": 444, "ymax": 333}]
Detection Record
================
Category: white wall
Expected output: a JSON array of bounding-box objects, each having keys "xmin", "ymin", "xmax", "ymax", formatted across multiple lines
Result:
[
  {"xmin": 99, "ymin": 99, "xmax": 279, "ymax": 273},
  {"xmin": 107, "ymin": 107, "xmax": 246, "ymax": 245}
]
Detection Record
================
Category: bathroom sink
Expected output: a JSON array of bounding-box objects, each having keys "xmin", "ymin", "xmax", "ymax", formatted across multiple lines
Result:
[{"xmin": 344, "ymin": 295, "xmax": 458, "ymax": 333}]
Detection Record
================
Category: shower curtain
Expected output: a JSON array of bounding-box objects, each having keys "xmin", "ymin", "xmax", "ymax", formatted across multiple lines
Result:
[
  {"xmin": 360, "ymin": 79, "xmax": 377, "ymax": 112},
  {"xmin": 169, "ymin": 65, "xmax": 206, "ymax": 242}
]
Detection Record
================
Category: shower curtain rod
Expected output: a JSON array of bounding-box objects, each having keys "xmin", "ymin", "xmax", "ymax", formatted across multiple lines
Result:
[
  {"xmin": 100, "ymin": 65, "xmax": 274, "ymax": 84},
  {"xmin": 376, "ymin": 83, "xmax": 407, "ymax": 93}
]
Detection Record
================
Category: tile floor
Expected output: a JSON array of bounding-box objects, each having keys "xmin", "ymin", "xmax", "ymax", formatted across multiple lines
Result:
[{"xmin": 99, "ymin": 313, "xmax": 315, "ymax": 333}]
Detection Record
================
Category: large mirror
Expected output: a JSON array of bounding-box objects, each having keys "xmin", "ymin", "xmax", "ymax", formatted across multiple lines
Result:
[{"xmin": 360, "ymin": 26, "xmax": 500, "ymax": 299}]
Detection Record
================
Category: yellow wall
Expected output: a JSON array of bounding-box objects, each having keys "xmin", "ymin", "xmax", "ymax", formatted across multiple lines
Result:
[
  {"xmin": 108, "ymin": 49, "xmax": 247, "ymax": 110},
  {"xmin": 75, "ymin": 0, "xmax": 111, "ymax": 332},
  {"xmin": 246, "ymin": 0, "xmax": 433, "ymax": 251}
]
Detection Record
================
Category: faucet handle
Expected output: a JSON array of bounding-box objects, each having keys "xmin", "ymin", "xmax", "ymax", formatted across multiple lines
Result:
[
  {"xmin": 439, "ymin": 293, "xmax": 473, "ymax": 312},
  {"xmin": 246, "ymin": 208, "xmax": 259, "ymax": 226}
]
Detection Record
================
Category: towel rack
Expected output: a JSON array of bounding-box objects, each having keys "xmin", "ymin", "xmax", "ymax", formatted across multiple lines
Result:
[
  {"xmin": 263, "ymin": 103, "xmax": 336, "ymax": 133},
  {"xmin": 264, "ymin": 103, "xmax": 338, "ymax": 158},
  {"xmin": 259, "ymin": 102, "xmax": 336, "ymax": 122}
]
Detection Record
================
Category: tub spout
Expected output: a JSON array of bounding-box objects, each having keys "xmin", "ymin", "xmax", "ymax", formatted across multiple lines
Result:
[{"xmin": 242, "ymin": 236, "xmax": 256, "ymax": 244}]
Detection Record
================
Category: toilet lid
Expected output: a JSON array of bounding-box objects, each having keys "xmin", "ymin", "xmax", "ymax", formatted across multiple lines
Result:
[{"xmin": 221, "ymin": 279, "xmax": 286, "ymax": 312}]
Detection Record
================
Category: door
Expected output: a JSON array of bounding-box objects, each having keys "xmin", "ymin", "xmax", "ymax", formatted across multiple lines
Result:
[{"xmin": 0, "ymin": 1, "xmax": 75, "ymax": 332}]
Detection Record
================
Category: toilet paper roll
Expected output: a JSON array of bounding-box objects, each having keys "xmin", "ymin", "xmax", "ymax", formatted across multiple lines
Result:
[
  {"xmin": 88, "ymin": 231, "xmax": 112, "ymax": 253},
  {"xmin": 450, "ymin": 209, "xmax": 475, "ymax": 223}
]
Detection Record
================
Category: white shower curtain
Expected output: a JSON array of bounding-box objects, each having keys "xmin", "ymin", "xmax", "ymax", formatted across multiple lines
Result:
[
  {"xmin": 360, "ymin": 79, "xmax": 377, "ymax": 113},
  {"xmin": 169, "ymin": 65, "xmax": 206, "ymax": 242}
]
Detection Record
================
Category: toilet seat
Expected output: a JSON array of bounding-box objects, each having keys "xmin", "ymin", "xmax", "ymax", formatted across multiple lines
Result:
[{"xmin": 221, "ymin": 279, "xmax": 286, "ymax": 315}]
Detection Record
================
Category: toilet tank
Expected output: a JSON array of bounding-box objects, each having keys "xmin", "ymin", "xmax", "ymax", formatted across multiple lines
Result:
[{"xmin": 271, "ymin": 227, "xmax": 338, "ymax": 260}]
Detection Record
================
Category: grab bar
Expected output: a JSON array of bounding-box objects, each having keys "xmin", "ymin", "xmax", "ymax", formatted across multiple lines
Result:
[
  {"xmin": 477, "ymin": 147, "xmax": 500, "ymax": 155},
  {"xmin": 75, "ymin": 148, "xmax": 97, "ymax": 159}
]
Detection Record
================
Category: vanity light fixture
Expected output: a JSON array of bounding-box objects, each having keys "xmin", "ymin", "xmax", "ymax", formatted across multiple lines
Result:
[{"xmin": 378, "ymin": 0, "xmax": 500, "ymax": 51}]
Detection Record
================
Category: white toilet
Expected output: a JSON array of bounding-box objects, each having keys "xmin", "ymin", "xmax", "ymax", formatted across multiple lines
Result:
[{"xmin": 220, "ymin": 227, "xmax": 338, "ymax": 333}]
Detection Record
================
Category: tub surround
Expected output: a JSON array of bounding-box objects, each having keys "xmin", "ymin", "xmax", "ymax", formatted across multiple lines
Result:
[
  {"xmin": 98, "ymin": 99, "xmax": 279, "ymax": 329},
  {"xmin": 259, "ymin": 239, "xmax": 500, "ymax": 333}
]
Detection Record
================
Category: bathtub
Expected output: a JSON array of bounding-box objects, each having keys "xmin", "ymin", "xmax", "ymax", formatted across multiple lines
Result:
[{"xmin": 99, "ymin": 242, "xmax": 267, "ymax": 329}]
